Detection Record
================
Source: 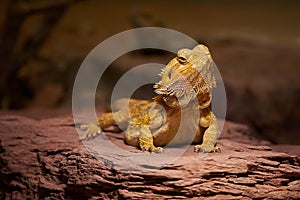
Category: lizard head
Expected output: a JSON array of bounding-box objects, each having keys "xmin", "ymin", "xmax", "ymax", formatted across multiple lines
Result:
[{"xmin": 153, "ymin": 44, "xmax": 216, "ymax": 108}]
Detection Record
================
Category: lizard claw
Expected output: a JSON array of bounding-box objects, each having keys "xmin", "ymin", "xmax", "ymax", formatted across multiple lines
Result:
[
  {"xmin": 150, "ymin": 146, "xmax": 164, "ymax": 154},
  {"xmin": 80, "ymin": 122, "xmax": 102, "ymax": 140},
  {"xmin": 141, "ymin": 146, "xmax": 164, "ymax": 154},
  {"xmin": 194, "ymin": 144, "xmax": 220, "ymax": 153}
]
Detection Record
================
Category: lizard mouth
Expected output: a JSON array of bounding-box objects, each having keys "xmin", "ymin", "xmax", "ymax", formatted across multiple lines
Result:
[
  {"xmin": 154, "ymin": 87, "xmax": 174, "ymax": 96},
  {"xmin": 154, "ymin": 82, "xmax": 195, "ymax": 98}
]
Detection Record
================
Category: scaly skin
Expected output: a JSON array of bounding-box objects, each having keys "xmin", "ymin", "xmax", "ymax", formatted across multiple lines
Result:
[{"xmin": 81, "ymin": 45, "xmax": 221, "ymax": 153}]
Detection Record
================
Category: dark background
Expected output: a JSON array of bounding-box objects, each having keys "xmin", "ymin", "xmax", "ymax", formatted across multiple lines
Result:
[{"xmin": 0, "ymin": 0, "xmax": 299, "ymax": 144}]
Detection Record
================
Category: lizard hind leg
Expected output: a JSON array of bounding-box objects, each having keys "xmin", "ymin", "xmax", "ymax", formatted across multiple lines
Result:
[
  {"xmin": 80, "ymin": 111, "xmax": 127, "ymax": 140},
  {"xmin": 80, "ymin": 99, "xmax": 151, "ymax": 141},
  {"xmin": 80, "ymin": 112, "xmax": 115, "ymax": 140},
  {"xmin": 80, "ymin": 122, "xmax": 102, "ymax": 140}
]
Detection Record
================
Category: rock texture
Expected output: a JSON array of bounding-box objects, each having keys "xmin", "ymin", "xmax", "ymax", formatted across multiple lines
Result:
[
  {"xmin": 211, "ymin": 41, "xmax": 300, "ymax": 145},
  {"xmin": 0, "ymin": 114, "xmax": 299, "ymax": 199}
]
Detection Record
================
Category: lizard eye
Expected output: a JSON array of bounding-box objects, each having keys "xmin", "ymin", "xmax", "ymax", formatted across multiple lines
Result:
[{"xmin": 177, "ymin": 56, "xmax": 187, "ymax": 64}]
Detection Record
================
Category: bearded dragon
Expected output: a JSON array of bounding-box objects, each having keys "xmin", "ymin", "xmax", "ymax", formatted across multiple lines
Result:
[{"xmin": 80, "ymin": 44, "xmax": 220, "ymax": 153}]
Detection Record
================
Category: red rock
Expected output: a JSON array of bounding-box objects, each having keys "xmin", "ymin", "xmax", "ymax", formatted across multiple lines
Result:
[{"xmin": 0, "ymin": 113, "xmax": 299, "ymax": 199}]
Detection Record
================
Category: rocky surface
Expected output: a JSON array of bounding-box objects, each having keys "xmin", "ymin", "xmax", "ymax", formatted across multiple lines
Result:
[{"xmin": 0, "ymin": 114, "xmax": 299, "ymax": 199}]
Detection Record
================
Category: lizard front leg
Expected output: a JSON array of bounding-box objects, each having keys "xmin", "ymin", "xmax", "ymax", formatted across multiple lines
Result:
[
  {"xmin": 195, "ymin": 112, "xmax": 220, "ymax": 153},
  {"xmin": 139, "ymin": 125, "xmax": 163, "ymax": 153}
]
